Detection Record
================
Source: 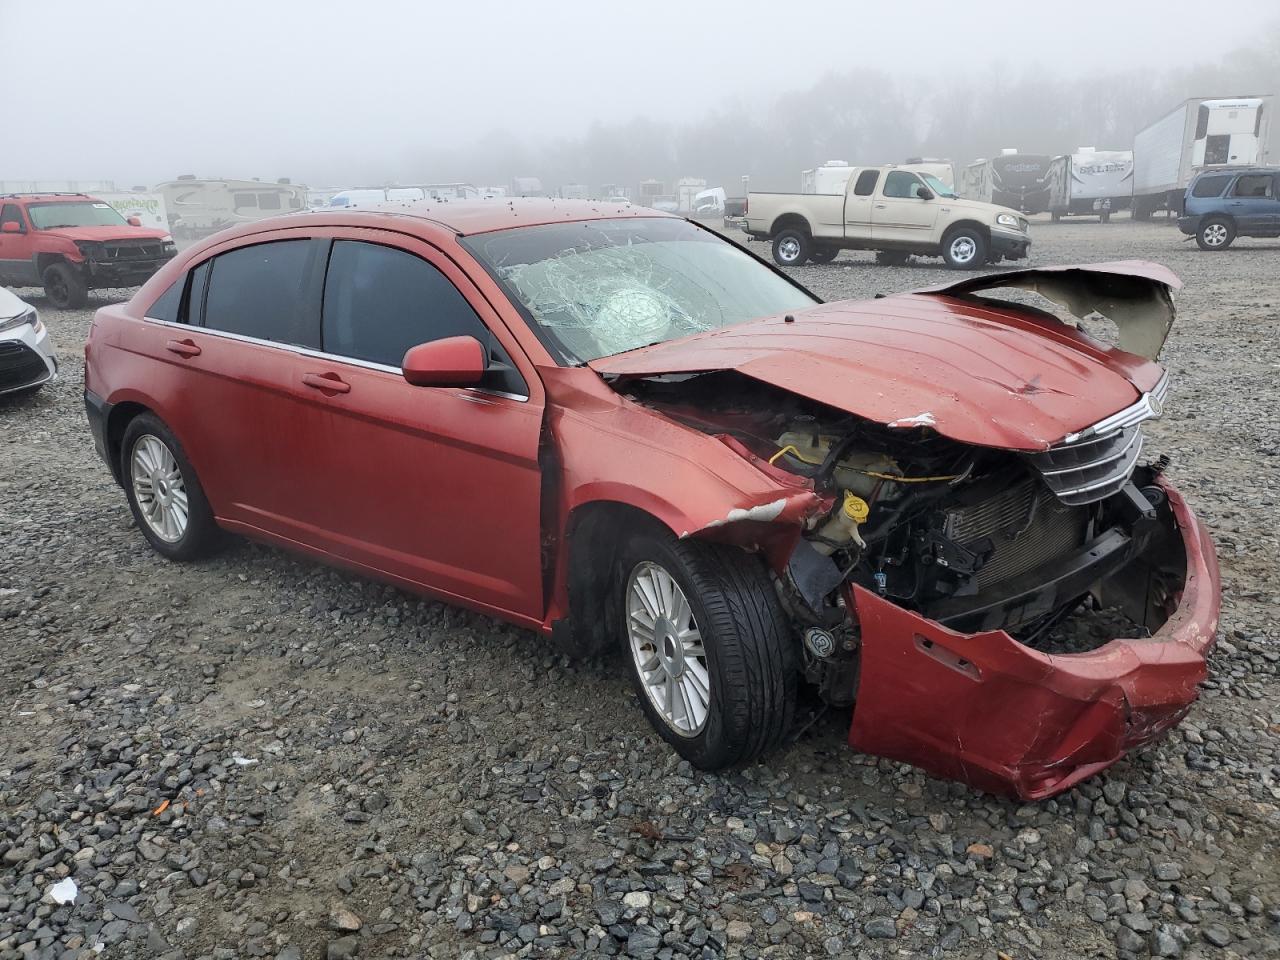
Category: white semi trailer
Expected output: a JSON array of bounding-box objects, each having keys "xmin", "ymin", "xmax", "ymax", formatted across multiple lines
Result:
[{"xmin": 1132, "ymin": 95, "xmax": 1275, "ymax": 219}]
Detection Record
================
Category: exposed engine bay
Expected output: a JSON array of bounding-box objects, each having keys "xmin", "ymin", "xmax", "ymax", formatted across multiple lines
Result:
[{"xmin": 621, "ymin": 370, "xmax": 1188, "ymax": 706}]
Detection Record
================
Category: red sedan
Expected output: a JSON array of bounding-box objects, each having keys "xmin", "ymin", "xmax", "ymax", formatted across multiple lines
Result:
[{"xmin": 83, "ymin": 200, "xmax": 1219, "ymax": 799}]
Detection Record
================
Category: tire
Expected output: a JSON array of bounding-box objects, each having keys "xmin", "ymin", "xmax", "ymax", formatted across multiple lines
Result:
[
  {"xmin": 618, "ymin": 531, "xmax": 796, "ymax": 770},
  {"xmin": 1195, "ymin": 217, "xmax": 1235, "ymax": 251},
  {"xmin": 808, "ymin": 247, "xmax": 839, "ymax": 264},
  {"xmin": 874, "ymin": 250, "xmax": 910, "ymax": 267},
  {"xmin": 941, "ymin": 227, "xmax": 987, "ymax": 270},
  {"xmin": 42, "ymin": 262, "xmax": 88, "ymax": 309},
  {"xmin": 120, "ymin": 413, "xmax": 220, "ymax": 560},
  {"xmin": 771, "ymin": 229, "xmax": 810, "ymax": 267}
]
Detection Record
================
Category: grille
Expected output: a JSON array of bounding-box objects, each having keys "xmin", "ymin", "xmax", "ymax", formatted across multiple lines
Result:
[
  {"xmin": 945, "ymin": 478, "xmax": 1089, "ymax": 590},
  {"xmin": 0, "ymin": 341, "xmax": 49, "ymax": 390},
  {"xmin": 1026, "ymin": 425, "xmax": 1144, "ymax": 505},
  {"xmin": 103, "ymin": 241, "xmax": 166, "ymax": 261},
  {"xmin": 1024, "ymin": 373, "xmax": 1168, "ymax": 506}
]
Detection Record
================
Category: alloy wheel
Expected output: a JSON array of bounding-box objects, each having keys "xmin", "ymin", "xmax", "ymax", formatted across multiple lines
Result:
[
  {"xmin": 626, "ymin": 561, "xmax": 710, "ymax": 737},
  {"xmin": 131, "ymin": 435, "xmax": 189, "ymax": 543},
  {"xmin": 778, "ymin": 237, "xmax": 801, "ymax": 263},
  {"xmin": 1202, "ymin": 223, "xmax": 1229, "ymax": 247},
  {"xmin": 949, "ymin": 235, "xmax": 977, "ymax": 264}
]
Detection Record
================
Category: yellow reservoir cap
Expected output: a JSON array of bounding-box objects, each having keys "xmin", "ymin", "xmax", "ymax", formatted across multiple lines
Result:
[{"xmin": 842, "ymin": 492, "xmax": 869, "ymax": 523}]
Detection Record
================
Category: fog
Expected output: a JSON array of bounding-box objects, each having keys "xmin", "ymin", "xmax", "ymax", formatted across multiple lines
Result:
[{"xmin": 5, "ymin": 0, "xmax": 1279, "ymax": 193}]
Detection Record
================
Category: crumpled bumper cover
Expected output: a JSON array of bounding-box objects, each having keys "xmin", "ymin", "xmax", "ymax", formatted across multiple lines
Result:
[{"xmin": 846, "ymin": 479, "xmax": 1220, "ymax": 800}]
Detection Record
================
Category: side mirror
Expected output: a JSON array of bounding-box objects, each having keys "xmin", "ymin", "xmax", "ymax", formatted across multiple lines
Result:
[
  {"xmin": 127, "ymin": 216, "xmax": 142, "ymax": 226},
  {"xmin": 915, "ymin": 186, "xmax": 934, "ymax": 201},
  {"xmin": 1, "ymin": 221, "xmax": 21, "ymax": 234},
  {"xmin": 402, "ymin": 335, "xmax": 487, "ymax": 387}
]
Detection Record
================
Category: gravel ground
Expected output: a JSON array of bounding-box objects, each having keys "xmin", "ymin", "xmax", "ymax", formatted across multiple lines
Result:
[{"xmin": 2, "ymin": 218, "xmax": 1278, "ymax": 960}]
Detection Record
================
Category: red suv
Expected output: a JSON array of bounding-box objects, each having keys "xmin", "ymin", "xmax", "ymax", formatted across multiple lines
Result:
[
  {"xmin": 0, "ymin": 193, "xmax": 176, "ymax": 307},
  {"xmin": 83, "ymin": 201, "xmax": 1219, "ymax": 799}
]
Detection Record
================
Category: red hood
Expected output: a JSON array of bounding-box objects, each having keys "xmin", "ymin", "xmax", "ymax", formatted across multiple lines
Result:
[
  {"xmin": 44, "ymin": 226, "xmax": 170, "ymax": 243},
  {"xmin": 590, "ymin": 283, "xmax": 1169, "ymax": 452}
]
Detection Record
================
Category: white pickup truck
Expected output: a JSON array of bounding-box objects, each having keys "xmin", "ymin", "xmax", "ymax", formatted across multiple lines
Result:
[{"xmin": 744, "ymin": 165, "xmax": 1031, "ymax": 269}]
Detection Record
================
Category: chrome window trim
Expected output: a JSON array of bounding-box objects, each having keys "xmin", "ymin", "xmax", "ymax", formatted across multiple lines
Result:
[{"xmin": 142, "ymin": 315, "xmax": 529, "ymax": 402}]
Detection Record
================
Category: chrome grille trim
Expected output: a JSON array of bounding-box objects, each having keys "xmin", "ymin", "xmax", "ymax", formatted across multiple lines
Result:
[{"xmin": 1062, "ymin": 372, "xmax": 1168, "ymax": 443}]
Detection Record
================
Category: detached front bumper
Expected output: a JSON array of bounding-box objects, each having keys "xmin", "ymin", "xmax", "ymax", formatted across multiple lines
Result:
[
  {"xmin": 990, "ymin": 226, "xmax": 1031, "ymax": 260},
  {"xmin": 846, "ymin": 478, "xmax": 1220, "ymax": 800}
]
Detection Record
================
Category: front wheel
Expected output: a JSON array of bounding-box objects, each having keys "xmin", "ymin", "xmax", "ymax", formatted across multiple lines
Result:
[
  {"xmin": 620, "ymin": 533, "xmax": 796, "ymax": 769},
  {"xmin": 1196, "ymin": 217, "xmax": 1234, "ymax": 251},
  {"xmin": 42, "ymin": 262, "xmax": 88, "ymax": 309},
  {"xmin": 942, "ymin": 228, "xmax": 987, "ymax": 269},
  {"xmin": 771, "ymin": 229, "xmax": 810, "ymax": 267}
]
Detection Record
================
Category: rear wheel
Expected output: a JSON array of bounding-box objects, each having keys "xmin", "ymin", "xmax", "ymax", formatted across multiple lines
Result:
[
  {"xmin": 942, "ymin": 228, "xmax": 987, "ymax": 269},
  {"xmin": 808, "ymin": 247, "xmax": 839, "ymax": 264},
  {"xmin": 42, "ymin": 262, "xmax": 88, "ymax": 309},
  {"xmin": 771, "ymin": 229, "xmax": 810, "ymax": 267},
  {"xmin": 121, "ymin": 413, "xmax": 220, "ymax": 560},
  {"xmin": 620, "ymin": 531, "xmax": 796, "ymax": 770},
  {"xmin": 1196, "ymin": 217, "xmax": 1234, "ymax": 251}
]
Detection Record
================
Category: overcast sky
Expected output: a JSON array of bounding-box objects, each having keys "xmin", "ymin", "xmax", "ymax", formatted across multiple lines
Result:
[{"xmin": 5, "ymin": 0, "xmax": 1277, "ymax": 187}]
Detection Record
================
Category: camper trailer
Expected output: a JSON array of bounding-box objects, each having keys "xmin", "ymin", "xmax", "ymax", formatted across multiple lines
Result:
[
  {"xmin": 1132, "ymin": 96, "xmax": 1276, "ymax": 218},
  {"xmin": 156, "ymin": 177, "xmax": 307, "ymax": 238},
  {"xmin": 957, "ymin": 152, "xmax": 1051, "ymax": 214},
  {"xmin": 801, "ymin": 161, "xmax": 852, "ymax": 194},
  {"xmin": 902, "ymin": 158, "xmax": 956, "ymax": 190},
  {"xmin": 1045, "ymin": 149, "xmax": 1133, "ymax": 222}
]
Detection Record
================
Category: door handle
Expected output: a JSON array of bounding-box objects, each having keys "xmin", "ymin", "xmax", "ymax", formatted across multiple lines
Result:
[
  {"xmin": 874, "ymin": 203, "xmax": 887, "ymax": 209},
  {"xmin": 165, "ymin": 338, "xmax": 201, "ymax": 358},
  {"xmin": 301, "ymin": 372, "xmax": 351, "ymax": 394}
]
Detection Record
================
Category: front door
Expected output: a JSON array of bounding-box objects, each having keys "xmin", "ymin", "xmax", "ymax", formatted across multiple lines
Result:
[
  {"xmin": 872, "ymin": 171, "xmax": 939, "ymax": 244},
  {"xmin": 0, "ymin": 204, "xmax": 36, "ymax": 286},
  {"xmin": 284, "ymin": 232, "xmax": 546, "ymax": 622}
]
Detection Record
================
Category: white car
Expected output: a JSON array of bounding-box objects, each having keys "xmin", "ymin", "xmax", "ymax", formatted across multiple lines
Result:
[{"xmin": 0, "ymin": 286, "xmax": 56, "ymax": 395}]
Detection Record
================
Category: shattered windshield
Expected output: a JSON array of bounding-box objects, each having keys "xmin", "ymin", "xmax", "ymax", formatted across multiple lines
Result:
[{"xmin": 463, "ymin": 218, "xmax": 818, "ymax": 363}]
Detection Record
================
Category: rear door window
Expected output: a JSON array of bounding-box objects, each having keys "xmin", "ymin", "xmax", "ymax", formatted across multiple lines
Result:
[
  {"xmin": 321, "ymin": 240, "xmax": 526, "ymax": 395},
  {"xmin": 853, "ymin": 170, "xmax": 879, "ymax": 196},
  {"xmin": 1191, "ymin": 175, "xmax": 1233, "ymax": 198},
  {"xmin": 1, "ymin": 204, "xmax": 24, "ymax": 230},
  {"xmin": 202, "ymin": 240, "xmax": 321, "ymax": 348}
]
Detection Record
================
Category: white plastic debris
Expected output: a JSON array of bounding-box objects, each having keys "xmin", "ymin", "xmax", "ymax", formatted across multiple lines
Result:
[
  {"xmin": 48, "ymin": 877, "xmax": 78, "ymax": 904},
  {"xmin": 231, "ymin": 756, "xmax": 259, "ymax": 766}
]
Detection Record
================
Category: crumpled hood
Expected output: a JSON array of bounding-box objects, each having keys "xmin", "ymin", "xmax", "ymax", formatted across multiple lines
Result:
[
  {"xmin": 42, "ymin": 226, "xmax": 170, "ymax": 243},
  {"xmin": 590, "ymin": 262, "xmax": 1176, "ymax": 452}
]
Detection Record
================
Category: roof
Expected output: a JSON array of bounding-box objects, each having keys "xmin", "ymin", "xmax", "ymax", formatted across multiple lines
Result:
[
  {"xmin": 0, "ymin": 193, "xmax": 94, "ymax": 202},
  {"xmin": 1191, "ymin": 165, "xmax": 1279, "ymax": 176},
  {"xmin": 297, "ymin": 197, "xmax": 673, "ymax": 236}
]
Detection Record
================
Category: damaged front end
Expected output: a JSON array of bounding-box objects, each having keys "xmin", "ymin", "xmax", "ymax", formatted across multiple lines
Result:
[{"xmin": 598, "ymin": 262, "xmax": 1220, "ymax": 800}]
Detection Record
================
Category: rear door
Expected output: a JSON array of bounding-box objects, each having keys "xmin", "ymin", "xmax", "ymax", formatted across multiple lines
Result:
[
  {"xmin": 842, "ymin": 169, "xmax": 879, "ymax": 241},
  {"xmin": 1225, "ymin": 172, "xmax": 1278, "ymax": 233},
  {"xmin": 133, "ymin": 234, "xmax": 328, "ymax": 540},
  {"xmin": 283, "ymin": 232, "xmax": 546, "ymax": 621},
  {"xmin": 872, "ymin": 171, "xmax": 939, "ymax": 244}
]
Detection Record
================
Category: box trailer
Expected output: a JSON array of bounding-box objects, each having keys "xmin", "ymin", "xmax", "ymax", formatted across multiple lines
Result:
[
  {"xmin": 1046, "ymin": 149, "xmax": 1133, "ymax": 222},
  {"xmin": 1132, "ymin": 95, "xmax": 1275, "ymax": 219},
  {"xmin": 156, "ymin": 177, "xmax": 308, "ymax": 239}
]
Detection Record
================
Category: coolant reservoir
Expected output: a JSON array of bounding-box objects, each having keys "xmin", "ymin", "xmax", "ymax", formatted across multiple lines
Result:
[{"xmin": 775, "ymin": 430, "xmax": 900, "ymax": 499}]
